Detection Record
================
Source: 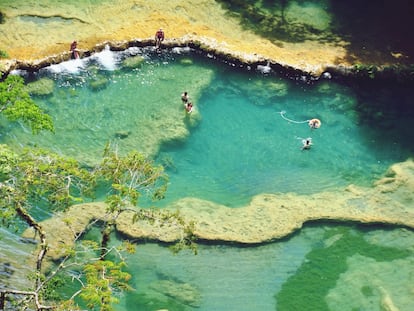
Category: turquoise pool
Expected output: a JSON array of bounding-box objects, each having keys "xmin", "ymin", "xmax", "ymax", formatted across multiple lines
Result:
[{"xmin": 1, "ymin": 47, "xmax": 414, "ymax": 310}]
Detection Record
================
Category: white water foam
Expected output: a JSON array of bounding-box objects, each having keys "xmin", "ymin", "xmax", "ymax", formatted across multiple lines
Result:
[
  {"xmin": 91, "ymin": 44, "xmax": 118, "ymax": 71},
  {"xmin": 47, "ymin": 58, "xmax": 85, "ymax": 74}
]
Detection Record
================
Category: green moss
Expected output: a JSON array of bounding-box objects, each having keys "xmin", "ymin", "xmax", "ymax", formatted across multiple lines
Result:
[
  {"xmin": 0, "ymin": 50, "xmax": 8, "ymax": 59},
  {"xmin": 275, "ymin": 226, "xmax": 411, "ymax": 311},
  {"xmin": 88, "ymin": 75, "xmax": 109, "ymax": 91},
  {"xmin": 122, "ymin": 55, "xmax": 145, "ymax": 69},
  {"xmin": 180, "ymin": 58, "xmax": 193, "ymax": 66},
  {"xmin": 24, "ymin": 78, "xmax": 55, "ymax": 96},
  {"xmin": 361, "ymin": 285, "xmax": 374, "ymax": 297}
]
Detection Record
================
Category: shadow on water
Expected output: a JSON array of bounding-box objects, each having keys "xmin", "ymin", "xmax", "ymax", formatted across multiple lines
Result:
[
  {"xmin": 215, "ymin": 0, "xmax": 414, "ymax": 63},
  {"xmin": 330, "ymin": 0, "xmax": 414, "ymax": 64},
  {"xmin": 343, "ymin": 78, "xmax": 414, "ymax": 156},
  {"xmin": 214, "ymin": 0, "xmax": 339, "ymax": 44}
]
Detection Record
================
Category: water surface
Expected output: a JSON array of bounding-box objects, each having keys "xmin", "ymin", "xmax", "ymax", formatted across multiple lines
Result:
[{"xmin": 1, "ymin": 48, "xmax": 414, "ymax": 310}]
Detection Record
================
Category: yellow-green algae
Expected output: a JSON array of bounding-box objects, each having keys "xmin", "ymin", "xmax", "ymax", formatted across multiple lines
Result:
[
  {"xmin": 24, "ymin": 77, "xmax": 55, "ymax": 96},
  {"xmin": 0, "ymin": 0, "xmax": 349, "ymax": 75},
  {"xmin": 22, "ymin": 159, "xmax": 414, "ymax": 262}
]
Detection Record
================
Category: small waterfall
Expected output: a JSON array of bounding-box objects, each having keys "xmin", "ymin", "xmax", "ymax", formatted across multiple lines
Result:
[
  {"xmin": 92, "ymin": 44, "xmax": 117, "ymax": 70},
  {"xmin": 48, "ymin": 57, "xmax": 85, "ymax": 74},
  {"xmin": 257, "ymin": 61, "xmax": 271, "ymax": 74}
]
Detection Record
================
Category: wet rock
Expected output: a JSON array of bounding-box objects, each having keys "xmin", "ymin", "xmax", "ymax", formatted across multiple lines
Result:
[
  {"xmin": 122, "ymin": 55, "xmax": 145, "ymax": 69},
  {"xmin": 88, "ymin": 75, "xmax": 109, "ymax": 91},
  {"xmin": 149, "ymin": 279, "xmax": 201, "ymax": 307},
  {"xmin": 114, "ymin": 130, "xmax": 131, "ymax": 139},
  {"xmin": 179, "ymin": 58, "xmax": 193, "ymax": 66},
  {"xmin": 24, "ymin": 78, "xmax": 55, "ymax": 96}
]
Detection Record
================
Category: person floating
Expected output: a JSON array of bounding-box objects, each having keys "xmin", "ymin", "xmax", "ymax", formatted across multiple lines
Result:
[
  {"xmin": 155, "ymin": 28, "xmax": 165, "ymax": 50},
  {"xmin": 185, "ymin": 102, "xmax": 193, "ymax": 114},
  {"xmin": 308, "ymin": 118, "xmax": 321, "ymax": 129},
  {"xmin": 302, "ymin": 137, "xmax": 312, "ymax": 150},
  {"xmin": 70, "ymin": 40, "xmax": 80, "ymax": 59},
  {"xmin": 181, "ymin": 91, "xmax": 189, "ymax": 104}
]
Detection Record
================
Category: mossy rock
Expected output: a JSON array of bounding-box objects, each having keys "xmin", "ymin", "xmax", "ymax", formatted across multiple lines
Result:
[
  {"xmin": 24, "ymin": 78, "xmax": 55, "ymax": 96},
  {"xmin": 149, "ymin": 279, "xmax": 201, "ymax": 307},
  {"xmin": 122, "ymin": 55, "xmax": 145, "ymax": 69},
  {"xmin": 114, "ymin": 130, "xmax": 131, "ymax": 139},
  {"xmin": 179, "ymin": 58, "xmax": 193, "ymax": 66},
  {"xmin": 88, "ymin": 76, "xmax": 109, "ymax": 91},
  {"xmin": 125, "ymin": 291, "xmax": 190, "ymax": 311}
]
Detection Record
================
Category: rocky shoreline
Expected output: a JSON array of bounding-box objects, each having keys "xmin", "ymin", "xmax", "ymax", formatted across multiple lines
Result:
[
  {"xmin": 1, "ymin": 0, "xmax": 413, "ymax": 83},
  {"xmin": 2, "ymin": 36, "xmax": 414, "ymax": 84},
  {"xmin": 23, "ymin": 159, "xmax": 414, "ymax": 262}
]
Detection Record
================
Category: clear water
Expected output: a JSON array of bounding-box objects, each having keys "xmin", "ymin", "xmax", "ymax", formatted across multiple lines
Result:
[
  {"xmin": 1, "ymin": 48, "xmax": 414, "ymax": 310},
  {"xmin": 115, "ymin": 225, "xmax": 414, "ymax": 311},
  {"xmin": 3, "ymin": 47, "xmax": 412, "ymax": 207}
]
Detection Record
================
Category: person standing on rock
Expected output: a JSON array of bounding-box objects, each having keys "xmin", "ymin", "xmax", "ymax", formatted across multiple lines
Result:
[
  {"xmin": 70, "ymin": 40, "xmax": 80, "ymax": 59},
  {"xmin": 155, "ymin": 28, "xmax": 165, "ymax": 50}
]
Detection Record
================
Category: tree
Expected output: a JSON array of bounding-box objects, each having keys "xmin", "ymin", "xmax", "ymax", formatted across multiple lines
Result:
[
  {"xmin": 0, "ymin": 69, "xmax": 196, "ymax": 310},
  {"xmin": 0, "ymin": 74, "xmax": 54, "ymax": 134},
  {"xmin": 0, "ymin": 142, "xmax": 196, "ymax": 310}
]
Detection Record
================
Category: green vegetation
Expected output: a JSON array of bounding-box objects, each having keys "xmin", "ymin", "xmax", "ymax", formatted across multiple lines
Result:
[
  {"xmin": 0, "ymin": 75, "xmax": 197, "ymax": 310},
  {"xmin": 0, "ymin": 50, "xmax": 8, "ymax": 58},
  {"xmin": 275, "ymin": 226, "xmax": 411, "ymax": 310},
  {"xmin": 0, "ymin": 75, "xmax": 54, "ymax": 133}
]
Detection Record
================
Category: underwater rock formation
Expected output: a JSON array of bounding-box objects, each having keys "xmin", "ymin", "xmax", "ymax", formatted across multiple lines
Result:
[
  {"xmin": 24, "ymin": 77, "xmax": 54, "ymax": 96},
  {"xmin": 22, "ymin": 159, "xmax": 414, "ymax": 261}
]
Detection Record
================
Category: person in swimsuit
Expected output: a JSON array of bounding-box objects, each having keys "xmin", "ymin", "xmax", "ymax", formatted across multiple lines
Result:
[
  {"xmin": 70, "ymin": 40, "xmax": 80, "ymax": 59},
  {"xmin": 155, "ymin": 28, "xmax": 165, "ymax": 49},
  {"xmin": 181, "ymin": 91, "xmax": 189, "ymax": 104},
  {"xmin": 185, "ymin": 102, "xmax": 193, "ymax": 113},
  {"xmin": 302, "ymin": 138, "xmax": 312, "ymax": 150}
]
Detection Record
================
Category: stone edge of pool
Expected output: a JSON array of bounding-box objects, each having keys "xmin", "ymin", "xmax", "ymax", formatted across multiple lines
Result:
[
  {"xmin": 1, "ymin": 36, "xmax": 414, "ymax": 83},
  {"xmin": 22, "ymin": 158, "xmax": 414, "ymax": 262}
]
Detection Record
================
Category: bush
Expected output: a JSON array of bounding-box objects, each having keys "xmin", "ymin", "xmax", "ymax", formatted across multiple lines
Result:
[{"xmin": 0, "ymin": 50, "xmax": 8, "ymax": 59}]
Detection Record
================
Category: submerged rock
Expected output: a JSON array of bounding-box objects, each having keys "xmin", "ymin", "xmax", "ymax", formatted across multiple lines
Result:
[
  {"xmin": 88, "ymin": 75, "xmax": 109, "ymax": 91},
  {"xmin": 149, "ymin": 279, "xmax": 201, "ymax": 307},
  {"xmin": 22, "ymin": 159, "xmax": 414, "ymax": 262},
  {"xmin": 24, "ymin": 78, "xmax": 54, "ymax": 96},
  {"xmin": 114, "ymin": 130, "xmax": 131, "ymax": 139},
  {"xmin": 122, "ymin": 55, "xmax": 145, "ymax": 69}
]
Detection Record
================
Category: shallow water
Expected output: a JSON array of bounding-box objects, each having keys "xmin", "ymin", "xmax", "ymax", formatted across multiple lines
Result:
[
  {"xmin": 4, "ymin": 48, "xmax": 413, "ymax": 206},
  {"xmin": 116, "ymin": 224, "xmax": 414, "ymax": 311},
  {"xmin": 1, "ymin": 48, "xmax": 414, "ymax": 310}
]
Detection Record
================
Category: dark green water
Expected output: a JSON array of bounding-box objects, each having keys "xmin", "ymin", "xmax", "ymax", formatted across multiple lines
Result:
[{"xmin": 1, "ymin": 47, "xmax": 414, "ymax": 310}]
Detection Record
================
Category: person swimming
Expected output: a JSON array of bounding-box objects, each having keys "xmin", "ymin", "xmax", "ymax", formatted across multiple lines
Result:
[
  {"xmin": 181, "ymin": 91, "xmax": 189, "ymax": 104},
  {"xmin": 185, "ymin": 102, "xmax": 193, "ymax": 113},
  {"xmin": 308, "ymin": 118, "xmax": 321, "ymax": 129},
  {"xmin": 302, "ymin": 137, "xmax": 312, "ymax": 150}
]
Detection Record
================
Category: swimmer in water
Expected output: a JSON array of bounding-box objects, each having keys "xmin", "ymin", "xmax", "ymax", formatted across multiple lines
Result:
[
  {"xmin": 302, "ymin": 138, "xmax": 312, "ymax": 150},
  {"xmin": 185, "ymin": 102, "xmax": 193, "ymax": 113},
  {"xmin": 308, "ymin": 118, "xmax": 321, "ymax": 129},
  {"xmin": 181, "ymin": 91, "xmax": 189, "ymax": 104}
]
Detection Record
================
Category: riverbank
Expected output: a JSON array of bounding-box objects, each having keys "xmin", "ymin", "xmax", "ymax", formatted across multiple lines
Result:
[{"xmin": 1, "ymin": 0, "xmax": 413, "ymax": 79}]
